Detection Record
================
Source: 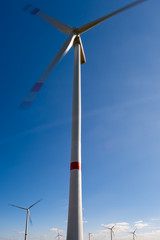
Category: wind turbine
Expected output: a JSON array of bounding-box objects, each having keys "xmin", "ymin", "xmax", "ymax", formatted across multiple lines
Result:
[
  {"xmin": 9, "ymin": 199, "xmax": 41, "ymax": 240},
  {"xmin": 56, "ymin": 232, "xmax": 63, "ymax": 240},
  {"xmin": 21, "ymin": 1, "xmax": 147, "ymax": 240},
  {"xmin": 88, "ymin": 232, "xmax": 92, "ymax": 240},
  {"xmin": 130, "ymin": 229, "xmax": 137, "ymax": 240},
  {"xmin": 104, "ymin": 224, "xmax": 116, "ymax": 240}
]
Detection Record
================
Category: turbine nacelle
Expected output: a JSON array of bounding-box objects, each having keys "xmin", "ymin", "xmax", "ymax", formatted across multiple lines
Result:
[
  {"xmin": 72, "ymin": 27, "xmax": 78, "ymax": 33},
  {"xmin": 73, "ymin": 35, "xmax": 86, "ymax": 64}
]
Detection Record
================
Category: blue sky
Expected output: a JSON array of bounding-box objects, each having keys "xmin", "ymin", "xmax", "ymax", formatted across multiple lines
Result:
[{"xmin": 1, "ymin": 0, "xmax": 160, "ymax": 239}]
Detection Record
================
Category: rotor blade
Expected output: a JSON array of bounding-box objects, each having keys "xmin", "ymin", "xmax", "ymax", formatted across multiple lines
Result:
[
  {"xmin": 23, "ymin": 4, "xmax": 72, "ymax": 34},
  {"xmin": 56, "ymin": 234, "xmax": 63, "ymax": 238},
  {"xmin": 29, "ymin": 212, "xmax": 32, "ymax": 225},
  {"xmin": 104, "ymin": 227, "xmax": 111, "ymax": 230},
  {"xmin": 9, "ymin": 204, "xmax": 27, "ymax": 210},
  {"xmin": 76, "ymin": 0, "xmax": 147, "ymax": 34},
  {"xmin": 19, "ymin": 33, "xmax": 76, "ymax": 108},
  {"xmin": 28, "ymin": 199, "xmax": 42, "ymax": 209},
  {"xmin": 134, "ymin": 228, "xmax": 137, "ymax": 233},
  {"xmin": 79, "ymin": 36, "xmax": 86, "ymax": 64},
  {"xmin": 112, "ymin": 224, "xmax": 116, "ymax": 229}
]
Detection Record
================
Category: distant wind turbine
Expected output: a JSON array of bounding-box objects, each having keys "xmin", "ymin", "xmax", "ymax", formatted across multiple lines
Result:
[
  {"xmin": 9, "ymin": 199, "xmax": 41, "ymax": 240},
  {"xmin": 130, "ymin": 229, "xmax": 137, "ymax": 240},
  {"xmin": 56, "ymin": 232, "xmax": 63, "ymax": 240},
  {"xmin": 21, "ymin": 1, "xmax": 147, "ymax": 240},
  {"xmin": 104, "ymin": 224, "xmax": 116, "ymax": 240},
  {"xmin": 88, "ymin": 232, "xmax": 92, "ymax": 240}
]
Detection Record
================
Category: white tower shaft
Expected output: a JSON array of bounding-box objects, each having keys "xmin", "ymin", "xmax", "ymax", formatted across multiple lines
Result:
[
  {"xmin": 67, "ymin": 37, "xmax": 83, "ymax": 240},
  {"xmin": 24, "ymin": 210, "xmax": 29, "ymax": 240}
]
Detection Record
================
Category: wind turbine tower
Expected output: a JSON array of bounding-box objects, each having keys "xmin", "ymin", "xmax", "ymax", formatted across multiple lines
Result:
[
  {"xmin": 88, "ymin": 232, "xmax": 92, "ymax": 240},
  {"xmin": 130, "ymin": 229, "xmax": 137, "ymax": 240},
  {"xmin": 56, "ymin": 232, "xmax": 63, "ymax": 240},
  {"xmin": 9, "ymin": 200, "xmax": 41, "ymax": 240},
  {"xmin": 104, "ymin": 224, "xmax": 116, "ymax": 240},
  {"xmin": 21, "ymin": 1, "xmax": 147, "ymax": 240}
]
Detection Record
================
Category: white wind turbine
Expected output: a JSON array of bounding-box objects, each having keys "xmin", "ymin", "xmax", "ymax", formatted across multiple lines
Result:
[
  {"xmin": 56, "ymin": 231, "xmax": 63, "ymax": 240},
  {"xmin": 104, "ymin": 224, "xmax": 116, "ymax": 240},
  {"xmin": 21, "ymin": 1, "xmax": 147, "ymax": 240},
  {"xmin": 9, "ymin": 199, "xmax": 41, "ymax": 240},
  {"xmin": 130, "ymin": 229, "xmax": 137, "ymax": 240},
  {"xmin": 88, "ymin": 232, "xmax": 92, "ymax": 240}
]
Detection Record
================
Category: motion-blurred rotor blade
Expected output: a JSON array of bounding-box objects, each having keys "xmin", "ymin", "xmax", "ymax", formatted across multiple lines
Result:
[
  {"xmin": 29, "ymin": 212, "xmax": 32, "ymax": 225},
  {"xmin": 23, "ymin": 4, "xmax": 72, "ymax": 34},
  {"xmin": 9, "ymin": 204, "xmax": 27, "ymax": 210},
  {"xmin": 56, "ymin": 235, "xmax": 63, "ymax": 238},
  {"xmin": 133, "ymin": 229, "xmax": 137, "ymax": 233},
  {"xmin": 76, "ymin": 0, "xmax": 147, "ymax": 34},
  {"xmin": 112, "ymin": 224, "xmax": 116, "ymax": 229},
  {"xmin": 19, "ymin": 33, "xmax": 76, "ymax": 108},
  {"xmin": 79, "ymin": 36, "xmax": 86, "ymax": 64},
  {"xmin": 28, "ymin": 199, "xmax": 42, "ymax": 209},
  {"xmin": 103, "ymin": 226, "xmax": 111, "ymax": 230}
]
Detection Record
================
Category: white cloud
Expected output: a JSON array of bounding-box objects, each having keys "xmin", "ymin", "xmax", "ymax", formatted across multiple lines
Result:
[
  {"xmin": 0, "ymin": 238, "xmax": 13, "ymax": 240},
  {"xmin": 134, "ymin": 220, "xmax": 143, "ymax": 224},
  {"xmin": 150, "ymin": 218, "xmax": 160, "ymax": 221},
  {"xmin": 115, "ymin": 222, "xmax": 130, "ymax": 232},
  {"xmin": 84, "ymin": 228, "xmax": 160, "ymax": 240},
  {"xmin": 97, "ymin": 220, "xmax": 160, "ymax": 240},
  {"xmin": 30, "ymin": 235, "xmax": 50, "ymax": 240},
  {"xmin": 116, "ymin": 222, "xmax": 129, "ymax": 226},
  {"xmin": 102, "ymin": 222, "xmax": 130, "ymax": 233},
  {"xmin": 101, "ymin": 223, "xmax": 115, "ymax": 228},
  {"xmin": 49, "ymin": 228, "xmax": 64, "ymax": 235},
  {"xmin": 137, "ymin": 230, "xmax": 160, "ymax": 240},
  {"xmin": 134, "ymin": 220, "xmax": 148, "ymax": 229},
  {"xmin": 2, "ymin": 218, "xmax": 160, "ymax": 240},
  {"xmin": 12, "ymin": 230, "xmax": 25, "ymax": 235},
  {"xmin": 83, "ymin": 220, "xmax": 88, "ymax": 224}
]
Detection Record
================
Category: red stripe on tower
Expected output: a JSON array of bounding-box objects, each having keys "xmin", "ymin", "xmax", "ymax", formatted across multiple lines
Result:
[{"xmin": 70, "ymin": 162, "xmax": 81, "ymax": 170}]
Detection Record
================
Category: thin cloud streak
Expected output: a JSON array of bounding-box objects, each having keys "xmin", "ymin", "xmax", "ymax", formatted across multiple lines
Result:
[
  {"xmin": 1, "ymin": 93, "xmax": 160, "ymax": 145},
  {"xmin": 49, "ymin": 227, "xmax": 65, "ymax": 235},
  {"xmin": 12, "ymin": 229, "xmax": 25, "ymax": 235},
  {"xmin": 0, "ymin": 116, "xmax": 72, "ymax": 145},
  {"xmin": 134, "ymin": 221, "xmax": 148, "ymax": 229},
  {"xmin": 102, "ymin": 222, "xmax": 130, "ymax": 233}
]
